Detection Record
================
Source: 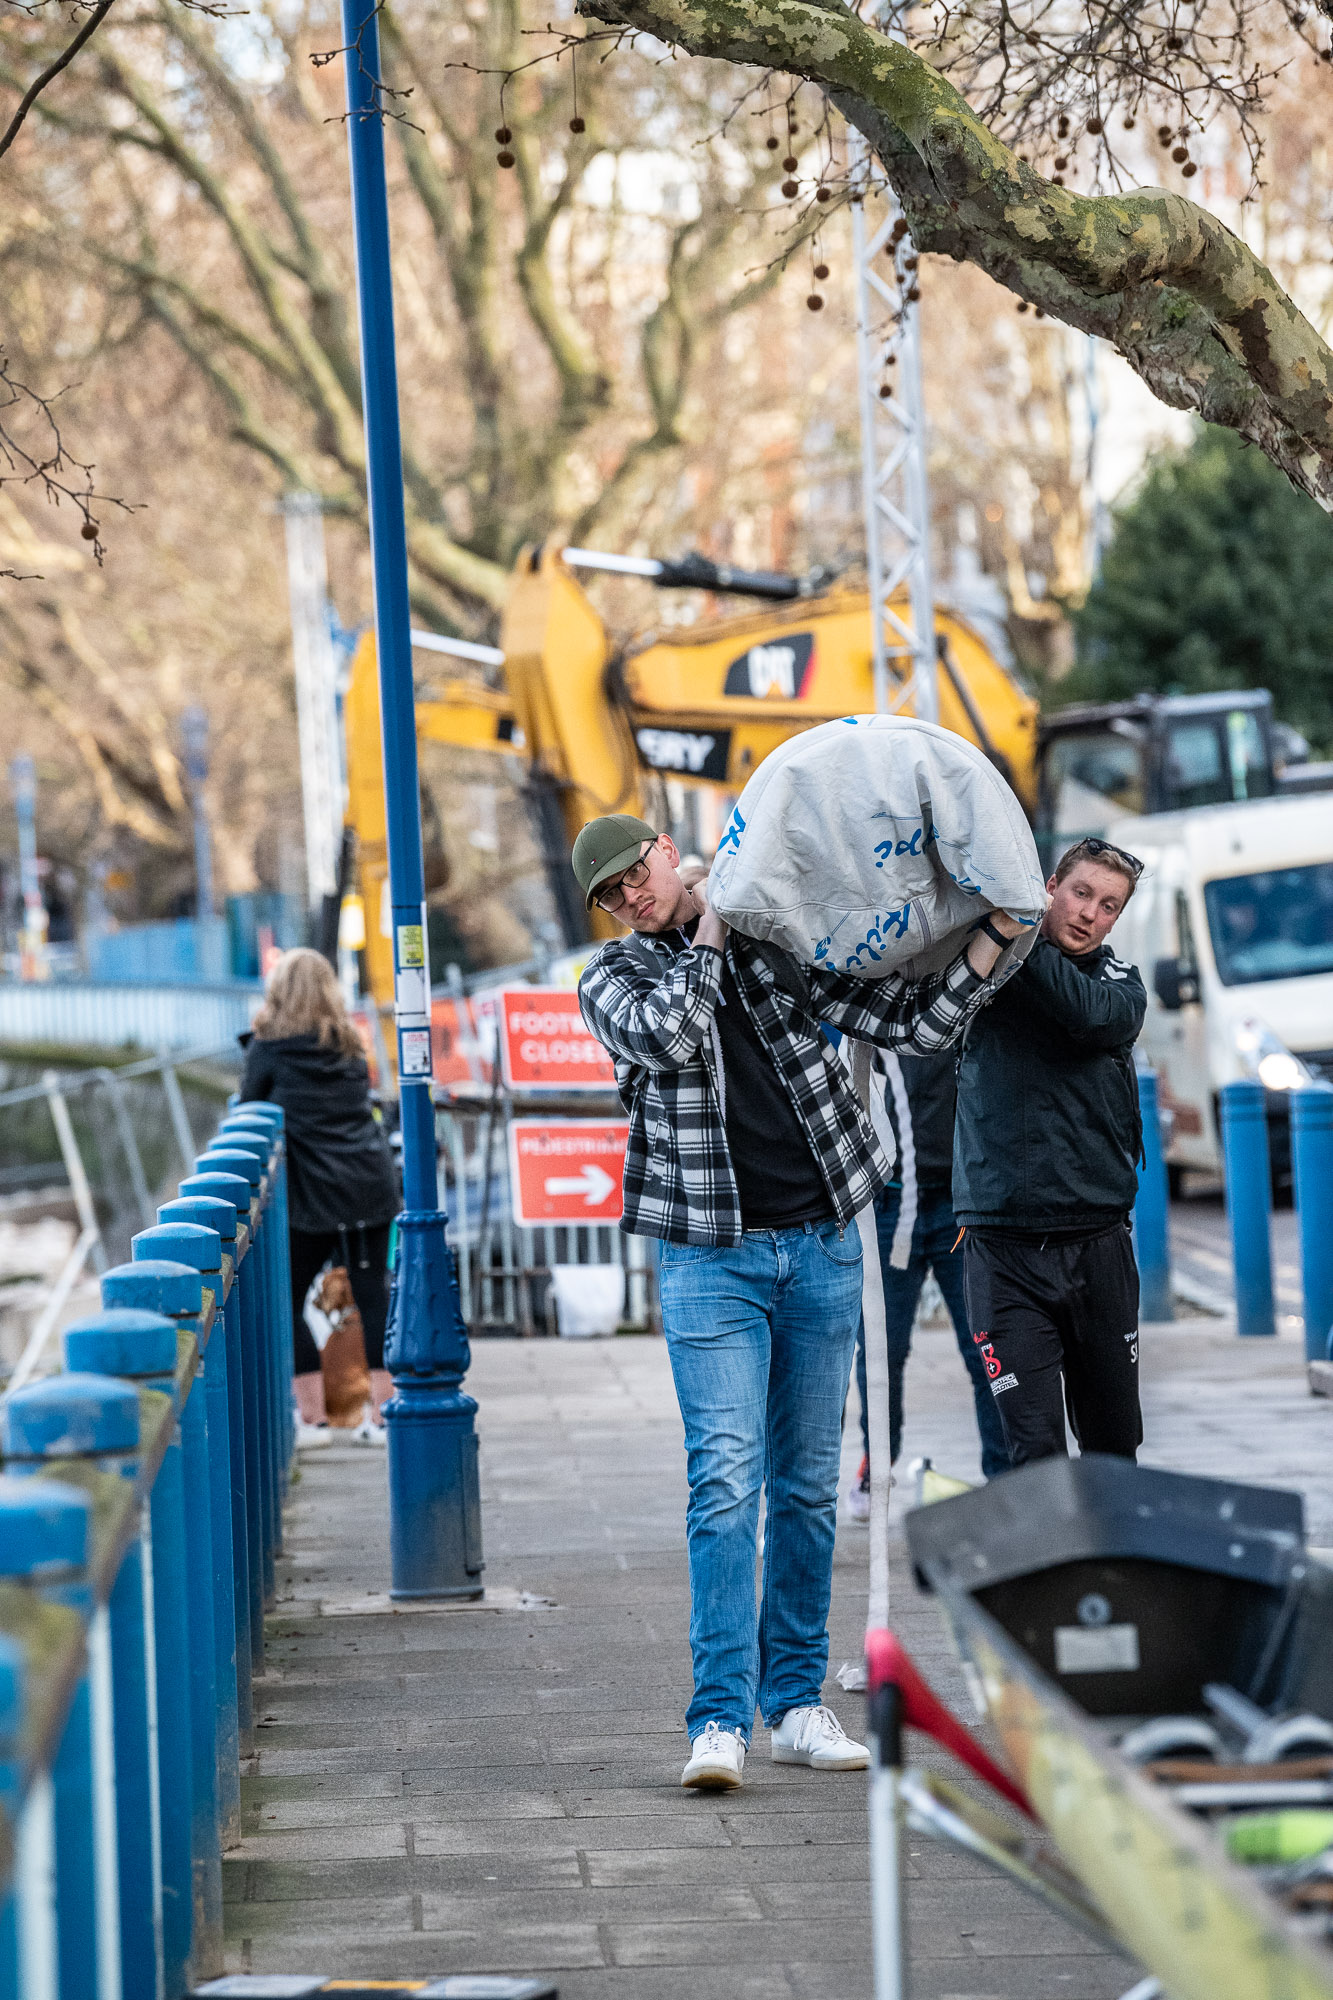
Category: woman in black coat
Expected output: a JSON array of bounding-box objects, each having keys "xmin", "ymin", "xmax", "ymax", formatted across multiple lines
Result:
[{"xmin": 240, "ymin": 947, "xmax": 398, "ymax": 1442}]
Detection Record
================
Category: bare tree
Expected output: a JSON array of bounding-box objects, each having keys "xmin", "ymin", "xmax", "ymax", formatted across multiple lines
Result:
[
  {"xmin": 577, "ymin": 0, "xmax": 1333, "ymax": 511},
  {"xmin": 1, "ymin": 0, "xmax": 828, "ymax": 629}
]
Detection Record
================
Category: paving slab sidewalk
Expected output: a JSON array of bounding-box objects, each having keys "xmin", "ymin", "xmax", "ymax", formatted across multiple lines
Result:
[{"xmin": 225, "ymin": 1315, "xmax": 1332, "ymax": 1999}]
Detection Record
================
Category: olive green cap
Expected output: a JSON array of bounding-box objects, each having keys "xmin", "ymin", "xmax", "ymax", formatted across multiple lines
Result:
[{"xmin": 571, "ymin": 814, "xmax": 657, "ymax": 909}]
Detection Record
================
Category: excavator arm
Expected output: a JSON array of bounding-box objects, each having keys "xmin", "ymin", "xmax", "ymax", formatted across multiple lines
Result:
[{"xmin": 343, "ymin": 543, "xmax": 1040, "ymax": 1015}]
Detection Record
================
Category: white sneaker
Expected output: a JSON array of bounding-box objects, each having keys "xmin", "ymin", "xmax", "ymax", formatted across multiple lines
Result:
[
  {"xmin": 295, "ymin": 1421, "xmax": 332, "ymax": 1452},
  {"xmin": 349, "ymin": 1405, "xmax": 388, "ymax": 1446},
  {"xmin": 771, "ymin": 1704, "xmax": 869, "ymax": 1770},
  {"xmin": 846, "ymin": 1479, "xmax": 870, "ymax": 1522},
  {"xmin": 681, "ymin": 1721, "xmax": 746, "ymax": 1790}
]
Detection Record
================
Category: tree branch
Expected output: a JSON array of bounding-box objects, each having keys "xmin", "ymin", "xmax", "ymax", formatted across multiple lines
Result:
[
  {"xmin": 0, "ymin": 0, "xmax": 117, "ymax": 160},
  {"xmin": 578, "ymin": 0, "xmax": 1333, "ymax": 510}
]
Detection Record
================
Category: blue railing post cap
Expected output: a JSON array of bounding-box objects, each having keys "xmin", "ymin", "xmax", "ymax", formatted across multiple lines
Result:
[
  {"xmin": 230, "ymin": 1100, "xmax": 283, "ymax": 1128},
  {"xmin": 196, "ymin": 1147, "xmax": 261, "ymax": 1189},
  {"xmin": 221, "ymin": 1114, "xmax": 276, "ymax": 1140},
  {"xmin": 133, "ymin": 1221, "xmax": 222, "ymax": 1275},
  {"xmin": 158, "ymin": 1194, "xmax": 238, "ymax": 1245},
  {"xmin": 102, "ymin": 1258, "xmax": 204, "ymax": 1317},
  {"xmin": 0, "ymin": 1476, "xmax": 91, "ymax": 1576},
  {"xmin": 178, "ymin": 1172, "xmax": 250, "ymax": 1226},
  {"xmin": 63, "ymin": 1308, "xmax": 180, "ymax": 1378},
  {"xmin": 208, "ymin": 1133, "xmax": 267, "ymax": 1164},
  {"xmin": 2, "ymin": 1372, "xmax": 141, "ymax": 1460}
]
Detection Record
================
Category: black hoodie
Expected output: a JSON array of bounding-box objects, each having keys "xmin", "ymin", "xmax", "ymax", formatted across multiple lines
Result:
[
  {"xmin": 951, "ymin": 937, "xmax": 1146, "ymax": 1234},
  {"xmin": 239, "ymin": 1033, "xmax": 398, "ymax": 1235}
]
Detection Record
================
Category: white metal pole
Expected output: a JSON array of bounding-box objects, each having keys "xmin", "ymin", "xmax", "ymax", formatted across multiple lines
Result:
[{"xmin": 281, "ymin": 493, "xmax": 344, "ymax": 911}]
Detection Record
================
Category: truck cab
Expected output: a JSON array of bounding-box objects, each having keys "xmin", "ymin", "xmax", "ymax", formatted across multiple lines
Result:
[
  {"xmin": 1034, "ymin": 690, "xmax": 1277, "ymax": 872},
  {"xmin": 1102, "ymin": 794, "xmax": 1333, "ymax": 1188}
]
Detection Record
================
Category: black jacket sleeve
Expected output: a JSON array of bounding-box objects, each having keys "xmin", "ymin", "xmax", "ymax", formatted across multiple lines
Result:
[
  {"xmin": 1019, "ymin": 939, "xmax": 1146, "ymax": 1049},
  {"xmin": 239, "ymin": 1038, "xmax": 275, "ymax": 1101}
]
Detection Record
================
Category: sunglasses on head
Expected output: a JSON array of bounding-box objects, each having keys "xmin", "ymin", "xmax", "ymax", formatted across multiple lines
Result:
[{"xmin": 1081, "ymin": 836, "xmax": 1144, "ymax": 879}]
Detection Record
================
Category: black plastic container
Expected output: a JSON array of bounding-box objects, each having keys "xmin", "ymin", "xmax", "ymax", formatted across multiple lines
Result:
[{"xmin": 906, "ymin": 1455, "xmax": 1318, "ymax": 1720}]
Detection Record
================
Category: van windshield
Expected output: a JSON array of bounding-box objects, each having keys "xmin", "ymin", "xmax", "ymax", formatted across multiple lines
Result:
[{"xmin": 1204, "ymin": 863, "xmax": 1333, "ymax": 986}]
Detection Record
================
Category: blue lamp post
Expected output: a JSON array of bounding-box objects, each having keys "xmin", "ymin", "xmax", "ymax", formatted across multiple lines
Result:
[{"xmin": 341, "ymin": 0, "xmax": 482, "ymax": 1599}]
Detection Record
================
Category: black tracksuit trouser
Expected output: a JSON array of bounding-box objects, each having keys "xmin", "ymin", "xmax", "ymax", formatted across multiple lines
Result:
[{"xmin": 962, "ymin": 1221, "xmax": 1142, "ymax": 1468}]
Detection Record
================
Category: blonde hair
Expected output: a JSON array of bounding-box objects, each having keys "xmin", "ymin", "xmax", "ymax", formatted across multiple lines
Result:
[{"xmin": 252, "ymin": 947, "xmax": 364, "ymax": 1060}]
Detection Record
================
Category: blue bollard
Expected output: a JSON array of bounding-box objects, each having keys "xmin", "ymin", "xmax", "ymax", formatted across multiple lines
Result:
[
  {"xmin": 0, "ymin": 1384, "xmax": 127, "ymax": 2000},
  {"xmin": 221, "ymin": 1114, "xmax": 293, "ymax": 1482},
  {"xmin": 100, "ymin": 1260, "xmax": 219, "ymax": 1986},
  {"xmin": 133, "ymin": 1221, "xmax": 240, "ymax": 1853},
  {"xmin": 179, "ymin": 1172, "xmax": 263, "ymax": 1682},
  {"xmin": 1132, "ymin": 1069, "xmax": 1173, "ymax": 1323},
  {"xmin": 215, "ymin": 1124, "xmax": 287, "ymax": 1488},
  {"xmin": 1219, "ymin": 1079, "xmax": 1277, "ymax": 1339},
  {"xmin": 1291, "ymin": 1085, "xmax": 1333, "ymax": 1364},
  {"xmin": 4, "ymin": 1374, "xmax": 147, "ymax": 2000},
  {"xmin": 197, "ymin": 1145, "xmax": 279, "ymax": 1596},
  {"xmin": 157, "ymin": 1194, "xmax": 251, "ymax": 1752},
  {"xmin": 0, "ymin": 1480, "xmax": 94, "ymax": 2000},
  {"xmin": 0, "ymin": 1637, "xmax": 26, "ymax": 1996},
  {"xmin": 62, "ymin": 1312, "xmax": 182, "ymax": 2000}
]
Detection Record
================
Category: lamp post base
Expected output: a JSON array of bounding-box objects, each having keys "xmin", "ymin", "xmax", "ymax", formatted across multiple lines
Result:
[{"xmin": 383, "ymin": 1375, "xmax": 484, "ymax": 1599}]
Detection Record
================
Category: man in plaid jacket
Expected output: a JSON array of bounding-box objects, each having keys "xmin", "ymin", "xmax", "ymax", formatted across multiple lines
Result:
[{"xmin": 573, "ymin": 813, "xmax": 1024, "ymax": 1791}]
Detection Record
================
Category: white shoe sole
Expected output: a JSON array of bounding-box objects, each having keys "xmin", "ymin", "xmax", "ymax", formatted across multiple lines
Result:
[
  {"xmin": 771, "ymin": 1745, "xmax": 869, "ymax": 1770},
  {"xmin": 681, "ymin": 1760, "xmax": 744, "ymax": 1790}
]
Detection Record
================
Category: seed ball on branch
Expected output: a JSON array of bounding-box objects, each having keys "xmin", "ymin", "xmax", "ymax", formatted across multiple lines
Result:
[
  {"xmin": 1123, "ymin": 115, "xmax": 1136, "ymax": 128},
  {"xmin": 1016, "ymin": 300, "xmax": 1029, "ymax": 313},
  {"xmin": 806, "ymin": 293, "xmax": 824, "ymax": 311},
  {"xmin": 814, "ymin": 262, "xmax": 829, "ymax": 280},
  {"xmin": 782, "ymin": 178, "xmax": 799, "ymax": 197},
  {"xmin": 1052, "ymin": 174, "xmax": 1064, "ymax": 185},
  {"xmin": 1086, "ymin": 115, "xmax": 1103, "ymax": 134},
  {"xmin": 570, "ymin": 116, "xmax": 585, "ymax": 133},
  {"xmin": 1172, "ymin": 144, "xmax": 1188, "ymax": 161},
  {"xmin": 766, "ymin": 135, "xmax": 780, "ymax": 150},
  {"xmin": 1182, "ymin": 160, "xmax": 1198, "ymax": 175},
  {"xmin": 815, "ymin": 185, "xmax": 831, "ymax": 202},
  {"xmin": 497, "ymin": 150, "xmax": 515, "ymax": 168},
  {"xmin": 1158, "ymin": 124, "xmax": 1173, "ymax": 141},
  {"xmin": 81, "ymin": 520, "xmax": 99, "ymax": 541},
  {"xmin": 1057, "ymin": 113, "xmax": 1070, "ymax": 135},
  {"xmin": 879, "ymin": 383, "xmax": 893, "ymax": 398},
  {"xmin": 495, "ymin": 126, "xmax": 512, "ymax": 143},
  {"xmin": 783, "ymin": 154, "xmax": 798, "ymax": 170},
  {"xmin": 1166, "ymin": 33, "xmax": 1183, "ymax": 48},
  {"xmin": 1054, "ymin": 154, "xmax": 1068, "ymax": 169}
]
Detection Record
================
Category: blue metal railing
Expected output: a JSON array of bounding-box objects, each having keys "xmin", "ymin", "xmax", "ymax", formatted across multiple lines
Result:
[{"xmin": 0, "ymin": 1098, "xmax": 294, "ymax": 1999}]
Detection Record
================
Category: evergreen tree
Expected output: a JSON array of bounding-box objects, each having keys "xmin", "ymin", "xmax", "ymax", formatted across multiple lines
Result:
[{"xmin": 1071, "ymin": 426, "xmax": 1333, "ymax": 752}]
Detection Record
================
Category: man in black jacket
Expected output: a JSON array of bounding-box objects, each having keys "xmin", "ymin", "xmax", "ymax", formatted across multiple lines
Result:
[{"xmin": 953, "ymin": 838, "xmax": 1148, "ymax": 1467}]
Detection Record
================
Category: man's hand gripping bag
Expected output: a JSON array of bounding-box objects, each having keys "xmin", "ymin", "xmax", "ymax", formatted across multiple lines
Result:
[{"xmin": 708, "ymin": 715, "xmax": 1046, "ymax": 979}]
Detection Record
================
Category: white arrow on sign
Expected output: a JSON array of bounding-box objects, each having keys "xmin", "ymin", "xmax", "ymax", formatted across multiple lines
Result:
[{"xmin": 543, "ymin": 1163, "xmax": 617, "ymax": 1206}]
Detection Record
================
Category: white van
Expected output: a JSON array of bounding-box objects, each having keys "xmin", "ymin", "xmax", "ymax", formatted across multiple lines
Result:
[{"xmin": 1102, "ymin": 795, "xmax": 1333, "ymax": 1186}]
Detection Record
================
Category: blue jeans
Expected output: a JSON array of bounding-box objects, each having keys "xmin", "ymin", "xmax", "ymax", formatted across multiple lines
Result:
[
  {"xmin": 854, "ymin": 1185, "xmax": 1010, "ymax": 1480},
  {"xmin": 658, "ymin": 1220, "xmax": 864, "ymax": 1742}
]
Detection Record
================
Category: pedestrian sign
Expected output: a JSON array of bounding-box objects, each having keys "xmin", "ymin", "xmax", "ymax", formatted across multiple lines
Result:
[
  {"xmin": 507, "ymin": 1119, "xmax": 628, "ymax": 1226},
  {"xmin": 498, "ymin": 987, "xmax": 616, "ymax": 1090}
]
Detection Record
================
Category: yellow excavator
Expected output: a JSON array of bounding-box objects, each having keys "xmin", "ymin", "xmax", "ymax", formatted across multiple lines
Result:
[
  {"xmin": 343, "ymin": 543, "xmax": 1040, "ymax": 1011},
  {"xmin": 344, "ymin": 542, "xmax": 1296, "ymax": 1017}
]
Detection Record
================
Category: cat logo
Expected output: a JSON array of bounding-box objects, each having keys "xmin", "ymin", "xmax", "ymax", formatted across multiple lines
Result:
[{"xmin": 723, "ymin": 632, "xmax": 816, "ymax": 700}]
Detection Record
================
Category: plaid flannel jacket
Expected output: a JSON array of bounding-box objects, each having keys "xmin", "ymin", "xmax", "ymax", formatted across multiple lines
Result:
[{"xmin": 578, "ymin": 929, "xmax": 997, "ymax": 1246}]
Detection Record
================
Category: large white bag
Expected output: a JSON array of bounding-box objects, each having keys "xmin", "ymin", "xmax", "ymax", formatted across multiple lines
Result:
[{"xmin": 708, "ymin": 715, "xmax": 1046, "ymax": 980}]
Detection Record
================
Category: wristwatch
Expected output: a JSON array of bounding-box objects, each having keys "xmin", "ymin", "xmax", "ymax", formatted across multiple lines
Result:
[{"xmin": 974, "ymin": 914, "xmax": 1012, "ymax": 949}]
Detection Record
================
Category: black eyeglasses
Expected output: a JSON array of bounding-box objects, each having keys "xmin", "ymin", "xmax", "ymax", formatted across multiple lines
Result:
[
  {"xmin": 1081, "ymin": 836, "xmax": 1144, "ymax": 879},
  {"xmin": 595, "ymin": 840, "xmax": 658, "ymax": 913}
]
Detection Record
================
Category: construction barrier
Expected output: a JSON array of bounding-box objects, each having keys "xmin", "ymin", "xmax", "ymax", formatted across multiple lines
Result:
[{"xmin": 0, "ymin": 1098, "xmax": 294, "ymax": 1999}]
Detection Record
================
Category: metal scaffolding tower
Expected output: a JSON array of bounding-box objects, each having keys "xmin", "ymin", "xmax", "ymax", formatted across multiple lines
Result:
[{"xmin": 851, "ymin": 110, "xmax": 939, "ymax": 723}]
